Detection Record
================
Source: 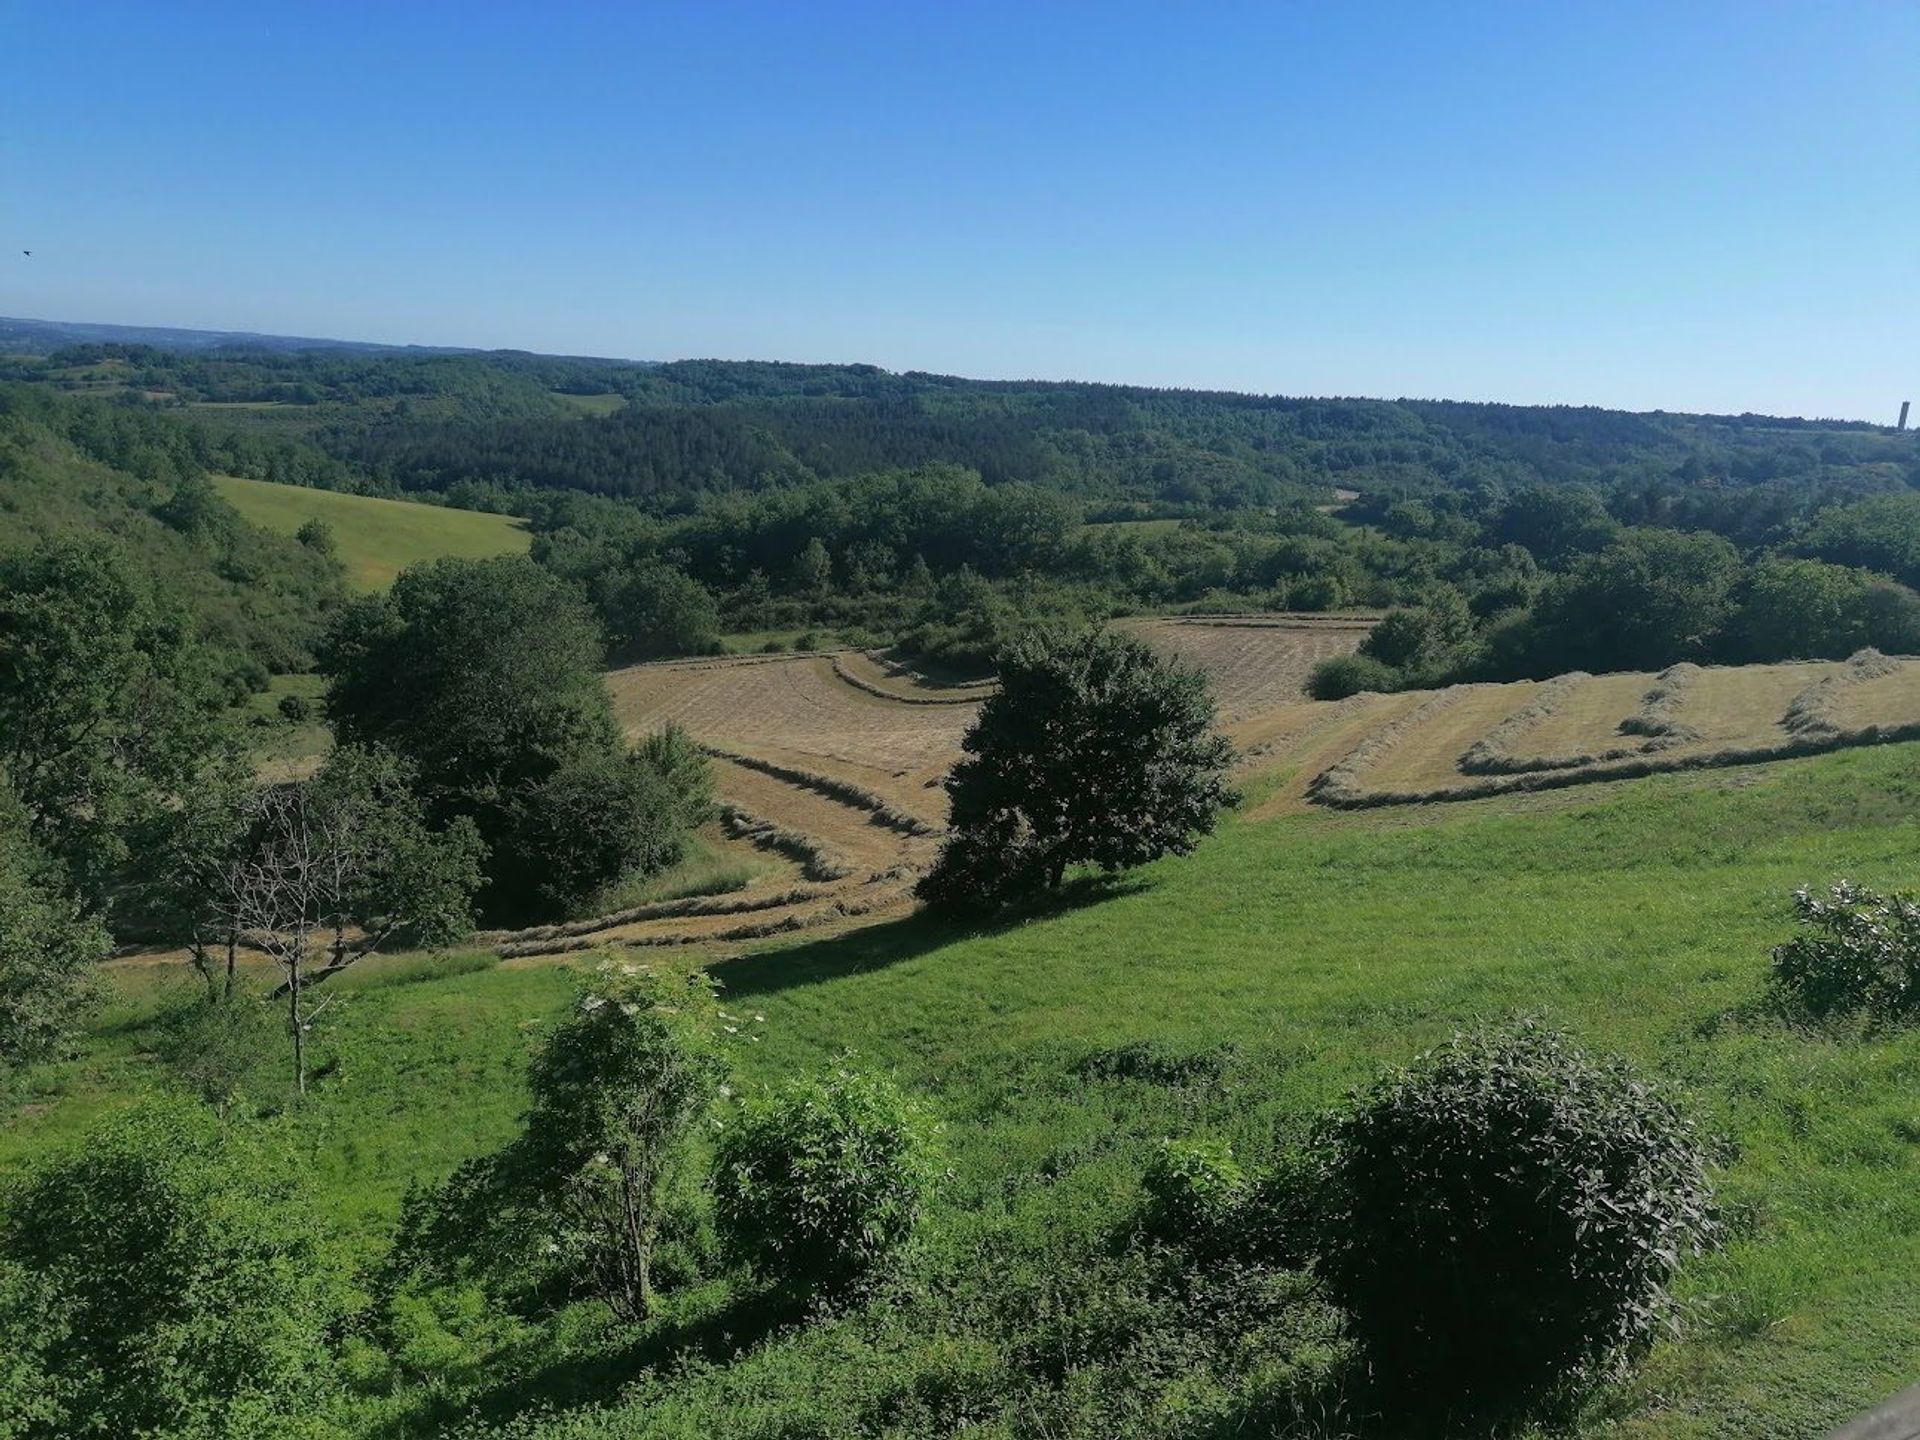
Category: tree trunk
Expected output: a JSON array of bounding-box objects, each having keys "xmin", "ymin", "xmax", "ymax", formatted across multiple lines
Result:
[
  {"xmin": 289, "ymin": 957, "xmax": 306, "ymax": 1097},
  {"xmin": 224, "ymin": 930, "xmax": 237, "ymax": 1003},
  {"xmin": 617, "ymin": 1161, "xmax": 652, "ymax": 1322}
]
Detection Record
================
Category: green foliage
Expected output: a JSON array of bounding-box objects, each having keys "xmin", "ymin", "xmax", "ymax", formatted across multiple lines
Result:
[
  {"xmin": 495, "ymin": 747, "xmax": 706, "ymax": 918},
  {"xmin": 1771, "ymin": 881, "xmax": 1920, "ymax": 1021},
  {"xmin": 277, "ymin": 690, "xmax": 314, "ymax": 723},
  {"xmin": 304, "ymin": 743, "xmax": 488, "ymax": 952},
  {"xmin": 1312, "ymin": 1022, "xmax": 1716, "ymax": 1400},
  {"xmin": 1358, "ymin": 586, "xmax": 1475, "ymax": 675},
  {"xmin": 603, "ymin": 561, "xmax": 720, "ymax": 658},
  {"xmin": 153, "ymin": 988, "xmax": 282, "ymax": 1115},
  {"xmin": 714, "ymin": 1062, "xmax": 940, "ymax": 1296},
  {"xmin": 919, "ymin": 627, "xmax": 1236, "ymax": 906},
  {"xmin": 1738, "ymin": 557, "xmax": 1920, "ymax": 661},
  {"xmin": 0, "ymin": 386, "xmax": 348, "ymax": 682},
  {"xmin": 0, "ymin": 1100, "xmax": 349, "ymax": 1439},
  {"xmin": 0, "ymin": 537, "xmax": 228, "ymax": 907},
  {"xmin": 1138, "ymin": 1138, "xmax": 1248, "ymax": 1252},
  {"xmin": 295, "ymin": 516, "xmax": 337, "ymax": 556},
  {"xmin": 394, "ymin": 963, "xmax": 726, "ymax": 1323},
  {"xmin": 0, "ymin": 777, "xmax": 107, "ymax": 1069},
  {"xmin": 1516, "ymin": 528, "xmax": 1745, "ymax": 675},
  {"xmin": 1306, "ymin": 650, "xmax": 1401, "ymax": 699},
  {"xmin": 1799, "ymin": 493, "xmax": 1920, "ymax": 589},
  {"xmin": 322, "ymin": 557, "xmax": 704, "ymax": 919},
  {"xmin": 323, "ymin": 556, "xmax": 616, "ymax": 802}
]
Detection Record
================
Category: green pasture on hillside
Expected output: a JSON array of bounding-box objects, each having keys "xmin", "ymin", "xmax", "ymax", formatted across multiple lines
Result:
[
  {"xmin": 5, "ymin": 747, "xmax": 1918, "ymax": 1437},
  {"xmin": 213, "ymin": 474, "xmax": 529, "ymax": 591}
]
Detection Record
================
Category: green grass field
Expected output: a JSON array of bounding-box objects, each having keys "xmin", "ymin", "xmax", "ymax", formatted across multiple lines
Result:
[
  {"xmin": 213, "ymin": 475, "xmax": 530, "ymax": 591},
  {"xmin": 5, "ymin": 748, "xmax": 1918, "ymax": 1437}
]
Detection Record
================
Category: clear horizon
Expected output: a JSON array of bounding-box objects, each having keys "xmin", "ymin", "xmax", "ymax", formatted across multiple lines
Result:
[{"xmin": 5, "ymin": 1, "xmax": 1916, "ymax": 423}]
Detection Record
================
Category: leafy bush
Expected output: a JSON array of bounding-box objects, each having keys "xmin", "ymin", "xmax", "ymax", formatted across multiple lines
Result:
[
  {"xmin": 1312, "ymin": 1022, "xmax": 1715, "ymax": 1400},
  {"xmin": 1140, "ymin": 1139, "xmax": 1247, "ymax": 1252},
  {"xmin": 154, "ymin": 989, "xmax": 282, "ymax": 1115},
  {"xmin": 715, "ymin": 1062, "xmax": 940, "ymax": 1297},
  {"xmin": 1306, "ymin": 652, "xmax": 1399, "ymax": 700},
  {"xmin": 0, "ymin": 1100, "xmax": 348, "ymax": 1438},
  {"xmin": 1771, "ymin": 881, "xmax": 1920, "ymax": 1021},
  {"xmin": 0, "ymin": 778, "xmax": 106, "ymax": 1070},
  {"xmin": 392, "ymin": 963, "xmax": 724, "ymax": 1323},
  {"xmin": 277, "ymin": 691, "xmax": 314, "ymax": 723}
]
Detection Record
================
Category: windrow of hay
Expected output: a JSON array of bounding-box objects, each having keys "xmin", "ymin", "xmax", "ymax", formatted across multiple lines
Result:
[
  {"xmin": 830, "ymin": 653, "xmax": 990, "ymax": 706},
  {"xmin": 1312, "ymin": 681, "xmax": 1920, "ymax": 811},
  {"xmin": 495, "ymin": 889, "xmax": 897, "ymax": 960},
  {"xmin": 479, "ymin": 884, "xmax": 833, "ymax": 947},
  {"xmin": 1782, "ymin": 649, "xmax": 1904, "ymax": 738},
  {"xmin": 1620, "ymin": 663, "xmax": 1704, "ymax": 741},
  {"xmin": 718, "ymin": 803, "xmax": 857, "ymax": 882},
  {"xmin": 1458, "ymin": 673, "xmax": 1594, "ymax": 774},
  {"xmin": 1306, "ymin": 688, "xmax": 1470, "ymax": 805},
  {"xmin": 701, "ymin": 746, "xmax": 942, "ymax": 836}
]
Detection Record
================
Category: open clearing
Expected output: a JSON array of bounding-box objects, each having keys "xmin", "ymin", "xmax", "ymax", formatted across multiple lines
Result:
[
  {"xmin": 213, "ymin": 474, "xmax": 530, "ymax": 591},
  {"xmin": 582, "ymin": 628, "xmax": 1920, "ymax": 962}
]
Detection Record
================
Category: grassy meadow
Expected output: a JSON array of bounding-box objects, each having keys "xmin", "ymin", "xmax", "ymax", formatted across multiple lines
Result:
[
  {"xmin": 212, "ymin": 474, "xmax": 530, "ymax": 591},
  {"xmin": 5, "ymin": 745, "xmax": 1919, "ymax": 1436}
]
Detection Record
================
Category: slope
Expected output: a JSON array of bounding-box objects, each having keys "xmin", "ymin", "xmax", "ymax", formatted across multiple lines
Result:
[
  {"xmin": 9, "ymin": 744, "xmax": 1919, "ymax": 1439},
  {"xmin": 212, "ymin": 474, "xmax": 529, "ymax": 591}
]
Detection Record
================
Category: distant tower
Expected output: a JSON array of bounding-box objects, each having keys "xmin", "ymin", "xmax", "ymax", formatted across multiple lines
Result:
[{"xmin": 1900, "ymin": 400, "xmax": 1912, "ymax": 431}]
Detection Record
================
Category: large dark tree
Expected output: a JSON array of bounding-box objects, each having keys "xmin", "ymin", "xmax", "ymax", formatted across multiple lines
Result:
[
  {"xmin": 319, "ymin": 556, "xmax": 707, "ymax": 919},
  {"xmin": 0, "ymin": 539, "xmax": 225, "ymax": 909},
  {"xmin": 0, "ymin": 775, "xmax": 109, "ymax": 1069},
  {"xmin": 918, "ymin": 627, "xmax": 1235, "ymax": 907}
]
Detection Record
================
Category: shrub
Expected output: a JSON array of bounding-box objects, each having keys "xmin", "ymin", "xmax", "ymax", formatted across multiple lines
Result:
[
  {"xmin": 392, "ymin": 963, "xmax": 725, "ymax": 1323},
  {"xmin": 1307, "ymin": 652, "xmax": 1399, "ymax": 700},
  {"xmin": 715, "ymin": 1063, "xmax": 940, "ymax": 1296},
  {"xmin": 0, "ymin": 1100, "xmax": 348, "ymax": 1437},
  {"xmin": 277, "ymin": 691, "xmax": 314, "ymax": 723},
  {"xmin": 1312, "ymin": 1022, "xmax": 1715, "ymax": 1401},
  {"xmin": 154, "ymin": 989, "xmax": 282, "ymax": 1115},
  {"xmin": 1771, "ymin": 881, "xmax": 1920, "ymax": 1021},
  {"xmin": 1140, "ymin": 1139, "xmax": 1247, "ymax": 1252}
]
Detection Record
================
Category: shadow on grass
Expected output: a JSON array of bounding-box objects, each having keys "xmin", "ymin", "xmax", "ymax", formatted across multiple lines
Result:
[
  {"xmin": 413, "ymin": 1285, "xmax": 810, "ymax": 1437},
  {"xmin": 711, "ymin": 871, "xmax": 1152, "ymax": 1000},
  {"xmin": 1202, "ymin": 1357, "xmax": 1591, "ymax": 1440}
]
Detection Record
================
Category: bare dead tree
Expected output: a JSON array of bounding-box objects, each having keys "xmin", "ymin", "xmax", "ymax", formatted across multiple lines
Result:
[{"xmin": 222, "ymin": 785, "xmax": 332, "ymax": 1096}]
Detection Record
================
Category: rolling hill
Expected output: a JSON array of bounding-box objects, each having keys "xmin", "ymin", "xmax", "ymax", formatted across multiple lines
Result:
[{"xmin": 212, "ymin": 474, "xmax": 530, "ymax": 591}]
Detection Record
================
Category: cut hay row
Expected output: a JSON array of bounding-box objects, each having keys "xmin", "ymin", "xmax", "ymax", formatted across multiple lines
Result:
[
  {"xmin": 718, "ymin": 803, "xmax": 856, "ymax": 882},
  {"xmin": 1457, "ymin": 673, "xmax": 1593, "ymax": 774},
  {"xmin": 702, "ymin": 746, "xmax": 943, "ymax": 836},
  {"xmin": 479, "ymin": 883, "xmax": 832, "ymax": 947},
  {"xmin": 862, "ymin": 651, "xmax": 997, "ymax": 690},
  {"xmin": 1306, "ymin": 688, "xmax": 1470, "ymax": 805},
  {"xmin": 495, "ymin": 887, "xmax": 902, "ymax": 960},
  {"xmin": 1155, "ymin": 613, "xmax": 1382, "ymax": 630},
  {"xmin": 633, "ymin": 648, "xmax": 852, "ymax": 674},
  {"xmin": 1620, "ymin": 663, "xmax": 1704, "ymax": 742},
  {"xmin": 829, "ymin": 653, "xmax": 989, "ymax": 706},
  {"xmin": 1313, "ymin": 706, "xmax": 1920, "ymax": 811},
  {"xmin": 1782, "ymin": 649, "xmax": 1903, "ymax": 738}
]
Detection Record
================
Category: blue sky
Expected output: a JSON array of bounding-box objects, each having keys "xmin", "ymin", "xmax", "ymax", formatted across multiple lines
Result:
[{"xmin": 2, "ymin": 1, "xmax": 1914, "ymax": 419}]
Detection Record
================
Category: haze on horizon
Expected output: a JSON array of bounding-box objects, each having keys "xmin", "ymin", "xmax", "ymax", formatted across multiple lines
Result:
[{"xmin": 4, "ymin": 1, "xmax": 1915, "ymax": 423}]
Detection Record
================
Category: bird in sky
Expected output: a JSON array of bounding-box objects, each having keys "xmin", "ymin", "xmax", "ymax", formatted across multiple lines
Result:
[{"xmin": 20, "ymin": 250, "xmax": 29, "ymax": 257}]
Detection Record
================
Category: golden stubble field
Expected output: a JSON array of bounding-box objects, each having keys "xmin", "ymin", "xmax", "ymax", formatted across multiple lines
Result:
[{"xmin": 489, "ymin": 625, "xmax": 1920, "ymax": 960}]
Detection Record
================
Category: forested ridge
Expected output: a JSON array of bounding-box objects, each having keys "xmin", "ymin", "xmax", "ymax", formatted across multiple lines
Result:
[{"xmin": 3, "ymin": 337, "xmax": 1918, "ymax": 679}]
